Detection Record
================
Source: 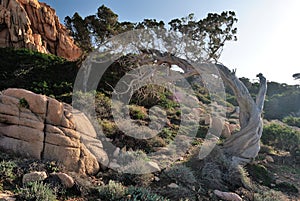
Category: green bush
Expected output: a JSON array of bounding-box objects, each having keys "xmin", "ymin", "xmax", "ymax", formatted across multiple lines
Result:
[
  {"xmin": 0, "ymin": 160, "xmax": 17, "ymax": 181},
  {"xmin": 253, "ymin": 189, "xmax": 286, "ymax": 201},
  {"xmin": 262, "ymin": 123, "xmax": 300, "ymax": 154},
  {"xmin": 129, "ymin": 105, "xmax": 148, "ymax": 120},
  {"xmin": 124, "ymin": 186, "xmax": 168, "ymax": 201},
  {"xmin": 0, "ymin": 47, "xmax": 77, "ymax": 103},
  {"xmin": 96, "ymin": 180, "xmax": 126, "ymax": 200},
  {"xmin": 247, "ymin": 164, "xmax": 275, "ymax": 187},
  {"xmin": 283, "ymin": 116, "xmax": 300, "ymax": 127},
  {"xmin": 159, "ymin": 128, "xmax": 176, "ymax": 144},
  {"xmin": 17, "ymin": 181, "xmax": 57, "ymax": 201},
  {"xmin": 164, "ymin": 165, "xmax": 196, "ymax": 186}
]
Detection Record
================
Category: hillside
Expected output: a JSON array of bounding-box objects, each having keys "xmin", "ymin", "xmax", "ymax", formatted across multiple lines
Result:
[{"xmin": 0, "ymin": 47, "xmax": 299, "ymax": 200}]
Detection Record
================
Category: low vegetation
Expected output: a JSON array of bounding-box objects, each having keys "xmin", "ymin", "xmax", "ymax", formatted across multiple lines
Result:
[{"xmin": 0, "ymin": 47, "xmax": 299, "ymax": 200}]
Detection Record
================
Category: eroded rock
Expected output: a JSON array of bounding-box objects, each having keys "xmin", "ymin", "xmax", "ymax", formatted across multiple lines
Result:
[
  {"xmin": 0, "ymin": 0, "xmax": 82, "ymax": 61},
  {"xmin": 0, "ymin": 88, "xmax": 108, "ymax": 175}
]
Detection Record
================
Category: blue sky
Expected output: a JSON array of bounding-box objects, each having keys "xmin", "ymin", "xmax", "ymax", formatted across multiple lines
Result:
[{"xmin": 42, "ymin": 0, "xmax": 300, "ymax": 84}]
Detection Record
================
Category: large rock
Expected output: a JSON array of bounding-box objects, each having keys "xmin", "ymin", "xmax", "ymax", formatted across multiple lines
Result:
[
  {"xmin": 0, "ymin": 0, "xmax": 82, "ymax": 61},
  {"xmin": 0, "ymin": 88, "xmax": 108, "ymax": 175},
  {"xmin": 22, "ymin": 171, "xmax": 47, "ymax": 184}
]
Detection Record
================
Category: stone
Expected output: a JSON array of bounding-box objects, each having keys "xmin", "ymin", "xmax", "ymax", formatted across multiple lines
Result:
[
  {"xmin": 46, "ymin": 97, "xmax": 64, "ymax": 125},
  {"xmin": 22, "ymin": 171, "xmax": 47, "ymax": 184},
  {"xmin": 109, "ymin": 161, "xmax": 121, "ymax": 169},
  {"xmin": 3, "ymin": 88, "xmax": 47, "ymax": 117},
  {"xmin": 211, "ymin": 117, "xmax": 224, "ymax": 134},
  {"xmin": 113, "ymin": 147, "xmax": 120, "ymax": 157},
  {"xmin": 213, "ymin": 190, "xmax": 242, "ymax": 201},
  {"xmin": 204, "ymin": 114, "xmax": 211, "ymax": 125},
  {"xmin": 51, "ymin": 172, "xmax": 74, "ymax": 188},
  {"xmin": 78, "ymin": 144, "xmax": 100, "ymax": 175},
  {"xmin": 229, "ymin": 124, "xmax": 240, "ymax": 133},
  {"xmin": 0, "ymin": 125, "xmax": 43, "ymax": 159},
  {"xmin": 0, "ymin": 193, "xmax": 16, "ymax": 201},
  {"xmin": 145, "ymin": 161, "xmax": 161, "ymax": 172},
  {"xmin": 0, "ymin": 0, "xmax": 82, "ymax": 61},
  {"xmin": 0, "ymin": 88, "xmax": 108, "ymax": 175},
  {"xmin": 265, "ymin": 155, "xmax": 274, "ymax": 163},
  {"xmin": 168, "ymin": 183, "xmax": 179, "ymax": 188},
  {"xmin": 222, "ymin": 122, "xmax": 231, "ymax": 138}
]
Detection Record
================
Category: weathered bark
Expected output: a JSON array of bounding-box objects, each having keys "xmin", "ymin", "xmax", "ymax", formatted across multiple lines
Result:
[{"xmin": 216, "ymin": 65, "xmax": 267, "ymax": 165}]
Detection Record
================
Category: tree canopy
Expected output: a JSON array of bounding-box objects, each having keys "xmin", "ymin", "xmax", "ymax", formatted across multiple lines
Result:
[{"xmin": 65, "ymin": 5, "xmax": 237, "ymax": 62}]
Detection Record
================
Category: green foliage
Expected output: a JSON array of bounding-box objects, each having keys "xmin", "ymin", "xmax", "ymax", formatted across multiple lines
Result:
[
  {"xmin": 96, "ymin": 180, "xmax": 126, "ymax": 200},
  {"xmin": 0, "ymin": 160, "xmax": 17, "ymax": 181},
  {"xmin": 234, "ymin": 77, "xmax": 300, "ymax": 120},
  {"xmin": 158, "ymin": 92, "xmax": 179, "ymax": 109},
  {"xmin": 247, "ymin": 164, "xmax": 275, "ymax": 187},
  {"xmin": 283, "ymin": 116, "xmax": 300, "ymax": 127},
  {"xmin": 19, "ymin": 98, "xmax": 29, "ymax": 109},
  {"xmin": 95, "ymin": 92, "xmax": 112, "ymax": 119},
  {"xmin": 65, "ymin": 12, "xmax": 92, "ymax": 52},
  {"xmin": 159, "ymin": 128, "xmax": 176, "ymax": 144},
  {"xmin": 253, "ymin": 189, "xmax": 286, "ymax": 201},
  {"xmin": 0, "ymin": 48, "xmax": 77, "ymax": 103},
  {"xmin": 124, "ymin": 186, "xmax": 168, "ymax": 201},
  {"xmin": 274, "ymin": 182, "xmax": 299, "ymax": 194},
  {"xmin": 264, "ymin": 90, "xmax": 300, "ymax": 120},
  {"xmin": 45, "ymin": 161, "xmax": 60, "ymax": 173},
  {"xmin": 129, "ymin": 105, "xmax": 147, "ymax": 120},
  {"xmin": 96, "ymin": 182, "xmax": 168, "ymax": 201},
  {"xmin": 164, "ymin": 165, "xmax": 196, "ymax": 186},
  {"xmin": 200, "ymin": 161, "xmax": 224, "ymax": 190},
  {"xmin": 262, "ymin": 123, "xmax": 300, "ymax": 154},
  {"xmin": 17, "ymin": 181, "xmax": 57, "ymax": 201},
  {"xmin": 65, "ymin": 5, "xmax": 238, "ymax": 62}
]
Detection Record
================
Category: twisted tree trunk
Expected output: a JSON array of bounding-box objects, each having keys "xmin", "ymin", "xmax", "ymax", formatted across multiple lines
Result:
[{"xmin": 216, "ymin": 65, "xmax": 267, "ymax": 165}]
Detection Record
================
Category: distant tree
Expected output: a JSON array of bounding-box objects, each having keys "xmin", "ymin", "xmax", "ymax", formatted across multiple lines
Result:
[
  {"xmin": 64, "ymin": 12, "xmax": 92, "ymax": 52},
  {"xmin": 65, "ymin": 5, "xmax": 237, "ymax": 62}
]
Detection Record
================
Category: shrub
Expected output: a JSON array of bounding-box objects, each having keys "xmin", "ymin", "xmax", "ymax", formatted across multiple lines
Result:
[
  {"xmin": 96, "ymin": 180, "xmax": 125, "ymax": 200},
  {"xmin": 262, "ymin": 123, "xmax": 300, "ymax": 154},
  {"xmin": 246, "ymin": 164, "xmax": 275, "ymax": 187},
  {"xmin": 124, "ymin": 186, "xmax": 168, "ymax": 201},
  {"xmin": 164, "ymin": 165, "xmax": 196, "ymax": 186},
  {"xmin": 129, "ymin": 105, "xmax": 148, "ymax": 120},
  {"xmin": 45, "ymin": 161, "xmax": 60, "ymax": 173},
  {"xmin": 0, "ymin": 160, "xmax": 17, "ymax": 181},
  {"xmin": 101, "ymin": 119, "xmax": 118, "ymax": 135},
  {"xmin": 283, "ymin": 116, "xmax": 300, "ymax": 127},
  {"xmin": 159, "ymin": 128, "xmax": 176, "ymax": 144},
  {"xmin": 200, "ymin": 162, "xmax": 224, "ymax": 190},
  {"xmin": 17, "ymin": 181, "xmax": 57, "ymax": 201},
  {"xmin": 0, "ymin": 48, "xmax": 77, "ymax": 103},
  {"xmin": 95, "ymin": 92, "xmax": 112, "ymax": 119},
  {"xmin": 253, "ymin": 189, "xmax": 287, "ymax": 201}
]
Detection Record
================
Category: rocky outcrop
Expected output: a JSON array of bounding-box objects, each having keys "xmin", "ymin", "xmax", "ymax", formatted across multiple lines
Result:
[
  {"xmin": 0, "ymin": 88, "xmax": 108, "ymax": 175},
  {"xmin": 0, "ymin": 0, "xmax": 82, "ymax": 61}
]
